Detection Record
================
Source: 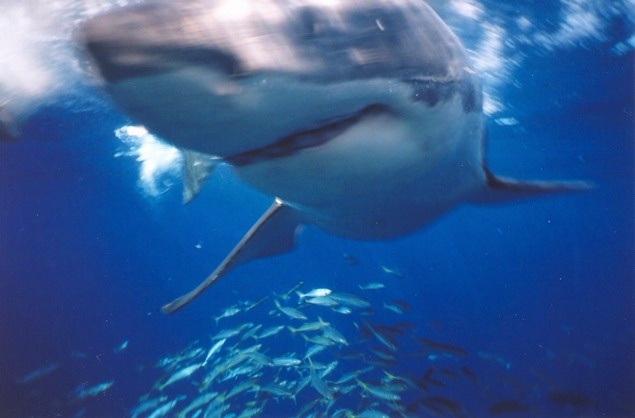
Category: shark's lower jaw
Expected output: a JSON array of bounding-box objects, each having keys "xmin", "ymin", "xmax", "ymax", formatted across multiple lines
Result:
[{"xmin": 225, "ymin": 104, "xmax": 391, "ymax": 166}]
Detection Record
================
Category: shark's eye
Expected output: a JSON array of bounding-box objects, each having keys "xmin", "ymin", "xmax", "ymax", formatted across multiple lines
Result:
[
  {"xmin": 409, "ymin": 78, "xmax": 458, "ymax": 107},
  {"xmin": 409, "ymin": 77, "xmax": 482, "ymax": 113}
]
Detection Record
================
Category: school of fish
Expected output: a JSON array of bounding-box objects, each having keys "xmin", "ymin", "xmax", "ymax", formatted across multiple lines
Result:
[{"xmin": 15, "ymin": 263, "xmax": 596, "ymax": 417}]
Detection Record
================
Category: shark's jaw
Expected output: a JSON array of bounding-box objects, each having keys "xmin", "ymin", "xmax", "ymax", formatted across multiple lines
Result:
[
  {"xmin": 97, "ymin": 67, "xmax": 407, "ymax": 157},
  {"xmin": 225, "ymin": 104, "xmax": 391, "ymax": 166},
  {"xmin": 86, "ymin": 52, "xmax": 480, "ymax": 164}
]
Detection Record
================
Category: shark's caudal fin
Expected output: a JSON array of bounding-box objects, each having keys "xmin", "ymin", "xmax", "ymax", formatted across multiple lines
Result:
[
  {"xmin": 182, "ymin": 150, "xmax": 220, "ymax": 204},
  {"xmin": 162, "ymin": 199, "xmax": 301, "ymax": 314},
  {"xmin": 470, "ymin": 165, "xmax": 593, "ymax": 205}
]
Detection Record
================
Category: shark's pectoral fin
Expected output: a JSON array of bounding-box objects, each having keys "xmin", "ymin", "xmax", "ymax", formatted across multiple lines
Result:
[
  {"xmin": 231, "ymin": 200, "xmax": 302, "ymax": 264},
  {"xmin": 470, "ymin": 166, "xmax": 593, "ymax": 205},
  {"xmin": 182, "ymin": 150, "xmax": 220, "ymax": 204},
  {"xmin": 162, "ymin": 198, "xmax": 301, "ymax": 314}
]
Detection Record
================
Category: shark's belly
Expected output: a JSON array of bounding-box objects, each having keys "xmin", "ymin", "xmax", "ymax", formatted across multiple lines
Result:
[{"xmin": 235, "ymin": 101, "xmax": 485, "ymax": 239}]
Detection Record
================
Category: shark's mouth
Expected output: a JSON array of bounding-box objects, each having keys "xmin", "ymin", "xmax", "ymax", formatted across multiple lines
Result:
[{"xmin": 225, "ymin": 104, "xmax": 390, "ymax": 166}]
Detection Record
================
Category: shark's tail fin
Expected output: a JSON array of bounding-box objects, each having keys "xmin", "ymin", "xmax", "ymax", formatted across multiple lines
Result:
[{"xmin": 470, "ymin": 166, "xmax": 593, "ymax": 205}]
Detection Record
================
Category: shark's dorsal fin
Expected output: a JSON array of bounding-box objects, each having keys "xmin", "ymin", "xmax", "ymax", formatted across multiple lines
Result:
[
  {"xmin": 182, "ymin": 150, "xmax": 220, "ymax": 204},
  {"xmin": 470, "ymin": 165, "xmax": 593, "ymax": 205},
  {"xmin": 162, "ymin": 199, "xmax": 301, "ymax": 313}
]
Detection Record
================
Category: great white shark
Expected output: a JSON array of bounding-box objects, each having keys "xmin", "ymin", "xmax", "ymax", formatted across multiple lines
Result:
[{"xmin": 80, "ymin": 0, "xmax": 589, "ymax": 313}]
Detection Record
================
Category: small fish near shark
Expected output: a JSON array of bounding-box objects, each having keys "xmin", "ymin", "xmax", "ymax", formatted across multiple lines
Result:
[{"xmin": 80, "ymin": 0, "xmax": 590, "ymax": 313}]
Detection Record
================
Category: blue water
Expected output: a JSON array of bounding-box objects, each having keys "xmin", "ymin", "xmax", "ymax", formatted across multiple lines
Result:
[{"xmin": 1, "ymin": 1, "xmax": 633, "ymax": 417}]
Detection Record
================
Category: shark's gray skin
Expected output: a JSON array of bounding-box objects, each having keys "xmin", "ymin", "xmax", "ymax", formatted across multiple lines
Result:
[{"xmin": 81, "ymin": 0, "xmax": 589, "ymax": 313}]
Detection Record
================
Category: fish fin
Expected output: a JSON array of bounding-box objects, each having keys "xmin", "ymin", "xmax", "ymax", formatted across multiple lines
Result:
[
  {"xmin": 470, "ymin": 165, "xmax": 593, "ymax": 205},
  {"xmin": 162, "ymin": 199, "xmax": 301, "ymax": 313},
  {"xmin": 295, "ymin": 291, "xmax": 306, "ymax": 303},
  {"xmin": 182, "ymin": 150, "xmax": 220, "ymax": 204}
]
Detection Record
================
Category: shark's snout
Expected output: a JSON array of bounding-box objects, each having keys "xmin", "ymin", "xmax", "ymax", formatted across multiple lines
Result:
[
  {"xmin": 84, "ymin": 41, "xmax": 241, "ymax": 83},
  {"xmin": 82, "ymin": 2, "xmax": 240, "ymax": 83}
]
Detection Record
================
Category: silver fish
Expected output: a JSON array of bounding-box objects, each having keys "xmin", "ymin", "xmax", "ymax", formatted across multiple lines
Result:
[{"xmin": 274, "ymin": 300, "xmax": 307, "ymax": 320}]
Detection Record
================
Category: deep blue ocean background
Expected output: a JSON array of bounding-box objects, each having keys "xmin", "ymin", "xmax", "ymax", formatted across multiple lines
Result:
[{"xmin": 1, "ymin": 1, "xmax": 633, "ymax": 417}]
